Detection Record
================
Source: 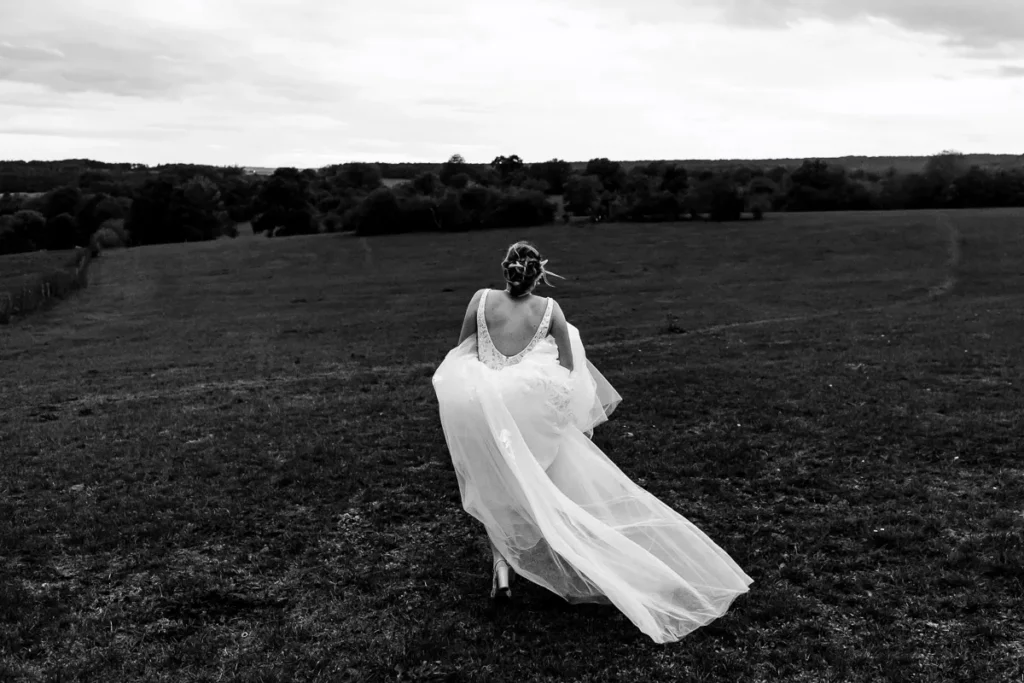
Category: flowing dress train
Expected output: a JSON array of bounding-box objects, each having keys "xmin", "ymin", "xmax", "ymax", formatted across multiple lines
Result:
[{"xmin": 432, "ymin": 291, "xmax": 753, "ymax": 643}]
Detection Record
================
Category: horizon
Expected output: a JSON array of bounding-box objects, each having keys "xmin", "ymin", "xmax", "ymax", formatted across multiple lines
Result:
[
  {"xmin": 6, "ymin": 151, "xmax": 1023, "ymax": 173},
  {"xmin": 3, "ymin": 1, "xmax": 1024, "ymax": 168}
]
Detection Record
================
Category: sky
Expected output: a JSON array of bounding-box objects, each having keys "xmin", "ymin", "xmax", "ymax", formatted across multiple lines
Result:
[{"xmin": 1, "ymin": 0, "xmax": 1023, "ymax": 167}]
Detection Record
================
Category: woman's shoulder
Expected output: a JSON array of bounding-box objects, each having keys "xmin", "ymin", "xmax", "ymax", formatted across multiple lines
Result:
[
  {"xmin": 465, "ymin": 289, "xmax": 488, "ymax": 315},
  {"xmin": 529, "ymin": 294, "xmax": 554, "ymax": 310}
]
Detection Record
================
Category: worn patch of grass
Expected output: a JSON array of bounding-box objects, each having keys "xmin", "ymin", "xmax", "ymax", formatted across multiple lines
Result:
[{"xmin": 1, "ymin": 209, "xmax": 1023, "ymax": 682}]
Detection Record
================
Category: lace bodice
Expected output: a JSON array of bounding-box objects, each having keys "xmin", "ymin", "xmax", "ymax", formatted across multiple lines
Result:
[{"xmin": 477, "ymin": 290, "xmax": 554, "ymax": 370}]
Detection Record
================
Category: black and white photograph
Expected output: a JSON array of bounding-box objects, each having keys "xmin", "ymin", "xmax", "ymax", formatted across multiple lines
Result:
[{"xmin": 1, "ymin": 1, "xmax": 1022, "ymax": 681}]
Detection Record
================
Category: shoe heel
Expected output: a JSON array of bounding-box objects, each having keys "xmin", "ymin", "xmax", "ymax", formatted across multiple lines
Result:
[{"xmin": 492, "ymin": 560, "xmax": 512, "ymax": 601}]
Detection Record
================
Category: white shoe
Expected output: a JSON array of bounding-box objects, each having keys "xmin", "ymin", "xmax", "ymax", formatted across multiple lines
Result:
[{"xmin": 491, "ymin": 559, "xmax": 512, "ymax": 601}]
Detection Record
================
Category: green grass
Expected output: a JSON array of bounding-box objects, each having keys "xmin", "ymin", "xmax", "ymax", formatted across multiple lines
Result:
[{"xmin": 1, "ymin": 209, "xmax": 1023, "ymax": 682}]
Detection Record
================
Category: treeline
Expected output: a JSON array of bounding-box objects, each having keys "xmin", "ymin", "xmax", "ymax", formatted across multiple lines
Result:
[
  {"xmin": 260, "ymin": 151, "xmax": 1024, "ymax": 235},
  {"xmin": 366, "ymin": 151, "xmax": 1024, "ymax": 229},
  {"xmin": 2, "ymin": 151, "xmax": 1023, "ymax": 254},
  {"xmin": 256, "ymin": 158, "xmax": 555, "ymax": 238},
  {"xmin": 768, "ymin": 154, "xmax": 1024, "ymax": 212},
  {"xmin": 0, "ymin": 164, "xmax": 260, "ymax": 256}
]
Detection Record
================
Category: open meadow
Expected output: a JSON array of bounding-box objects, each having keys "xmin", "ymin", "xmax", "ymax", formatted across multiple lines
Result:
[{"xmin": 1, "ymin": 209, "xmax": 1022, "ymax": 682}]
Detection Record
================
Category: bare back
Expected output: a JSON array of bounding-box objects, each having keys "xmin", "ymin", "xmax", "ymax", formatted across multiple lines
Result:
[{"xmin": 481, "ymin": 289, "xmax": 550, "ymax": 358}]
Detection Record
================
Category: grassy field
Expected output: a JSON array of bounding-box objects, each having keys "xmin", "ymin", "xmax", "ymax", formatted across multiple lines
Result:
[
  {"xmin": 1, "ymin": 209, "xmax": 1022, "ymax": 682},
  {"xmin": 0, "ymin": 250, "xmax": 81, "ymax": 289}
]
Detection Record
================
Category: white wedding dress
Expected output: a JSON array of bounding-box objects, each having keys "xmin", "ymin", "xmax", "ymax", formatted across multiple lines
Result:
[{"xmin": 432, "ymin": 290, "xmax": 753, "ymax": 643}]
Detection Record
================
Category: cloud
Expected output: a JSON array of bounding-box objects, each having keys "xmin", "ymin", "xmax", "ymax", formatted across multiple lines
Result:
[
  {"xmin": 567, "ymin": 0, "xmax": 1024, "ymax": 52},
  {"xmin": 736, "ymin": 1, "xmax": 1024, "ymax": 50},
  {"xmin": 0, "ymin": 1, "xmax": 359, "ymax": 100},
  {"xmin": 995, "ymin": 65, "xmax": 1024, "ymax": 78},
  {"xmin": 1, "ymin": 17, "xmax": 230, "ymax": 97},
  {"xmin": 1, "ymin": 0, "xmax": 1023, "ymax": 166}
]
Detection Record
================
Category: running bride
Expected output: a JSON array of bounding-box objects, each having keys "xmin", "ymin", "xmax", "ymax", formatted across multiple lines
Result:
[{"xmin": 431, "ymin": 241, "xmax": 753, "ymax": 644}]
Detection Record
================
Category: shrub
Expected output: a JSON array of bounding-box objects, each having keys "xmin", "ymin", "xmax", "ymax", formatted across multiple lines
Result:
[
  {"xmin": 321, "ymin": 212, "xmax": 344, "ymax": 233},
  {"xmin": 345, "ymin": 188, "xmax": 401, "ymax": 236},
  {"xmin": 346, "ymin": 185, "xmax": 557, "ymax": 237},
  {"xmin": 91, "ymin": 218, "xmax": 129, "ymax": 250},
  {"xmin": 488, "ymin": 189, "xmax": 556, "ymax": 228}
]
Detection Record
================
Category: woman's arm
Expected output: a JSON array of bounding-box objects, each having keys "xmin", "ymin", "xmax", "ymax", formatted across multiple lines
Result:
[
  {"xmin": 458, "ymin": 289, "xmax": 484, "ymax": 344},
  {"xmin": 549, "ymin": 300, "xmax": 575, "ymax": 372}
]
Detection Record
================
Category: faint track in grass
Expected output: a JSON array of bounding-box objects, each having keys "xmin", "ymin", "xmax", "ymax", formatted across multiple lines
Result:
[
  {"xmin": 926, "ymin": 212, "xmax": 961, "ymax": 299},
  {"xmin": 359, "ymin": 237, "xmax": 374, "ymax": 268},
  {"xmin": 593, "ymin": 211, "xmax": 964, "ymax": 350}
]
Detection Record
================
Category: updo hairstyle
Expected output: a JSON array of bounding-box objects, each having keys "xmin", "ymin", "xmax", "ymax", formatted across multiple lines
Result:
[{"xmin": 501, "ymin": 241, "xmax": 545, "ymax": 297}]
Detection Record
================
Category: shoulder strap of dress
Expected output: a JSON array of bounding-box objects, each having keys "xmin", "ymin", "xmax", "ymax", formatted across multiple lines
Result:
[
  {"xmin": 476, "ymin": 289, "xmax": 488, "ymax": 328},
  {"xmin": 539, "ymin": 297, "xmax": 554, "ymax": 337}
]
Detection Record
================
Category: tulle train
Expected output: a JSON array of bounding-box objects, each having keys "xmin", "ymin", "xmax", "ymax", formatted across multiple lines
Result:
[{"xmin": 432, "ymin": 324, "xmax": 752, "ymax": 643}]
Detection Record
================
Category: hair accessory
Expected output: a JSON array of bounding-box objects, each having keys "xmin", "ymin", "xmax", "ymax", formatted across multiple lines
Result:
[{"xmin": 537, "ymin": 259, "xmax": 565, "ymax": 287}]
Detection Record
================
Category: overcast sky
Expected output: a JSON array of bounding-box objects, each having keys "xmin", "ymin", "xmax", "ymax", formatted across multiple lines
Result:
[{"xmin": 2, "ymin": 0, "xmax": 1022, "ymax": 167}]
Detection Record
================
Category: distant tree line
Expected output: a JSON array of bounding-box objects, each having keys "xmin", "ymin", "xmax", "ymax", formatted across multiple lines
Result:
[
  {"xmin": 0, "ymin": 164, "xmax": 259, "ymax": 255},
  {"xmin": 1, "ymin": 150, "xmax": 1022, "ymax": 253},
  {"xmin": 216, "ymin": 150, "xmax": 1024, "ymax": 236}
]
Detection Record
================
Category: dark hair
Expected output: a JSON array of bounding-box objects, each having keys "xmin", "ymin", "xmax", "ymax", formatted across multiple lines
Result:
[{"xmin": 501, "ymin": 241, "xmax": 544, "ymax": 297}]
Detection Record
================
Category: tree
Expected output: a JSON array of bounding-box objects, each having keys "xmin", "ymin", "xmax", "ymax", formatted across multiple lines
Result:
[
  {"xmin": 563, "ymin": 174, "xmax": 603, "ymax": 216},
  {"xmin": 924, "ymin": 150, "xmax": 968, "ymax": 185},
  {"xmin": 126, "ymin": 179, "xmax": 218, "ymax": 244},
  {"xmin": 411, "ymin": 172, "xmax": 443, "ymax": 196},
  {"xmin": 746, "ymin": 176, "xmax": 777, "ymax": 218},
  {"xmin": 0, "ymin": 209, "xmax": 45, "ymax": 254},
  {"xmin": 624, "ymin": 166, "xmax": 658, "ymax": 199},
  {"xmin": 458, "ymin": 186, "xmax": 492, "ymax": 230},
  {"xmin": 126, "ymin": 180, "xmax": 177, "ymax": 245},
  {"xmin": 328, "ymin": 162, "xmax": 383, "ymax": 192},
  {"xmin": 472, "ymin": 167, "xmax": 501, "ymax": 187},
  {"xmin": 786, "ymin": 160, "xmax": 852, "ymax": 211},
  {"xmin": 179, "ymin": 175, "xmax": 223, "ymax": 240},
  {"xmin": 0, "ymin": 215, "xmax": 16, "ymax": 254},
  {"xmin": 92, "ymin": 218, "xmax": 130, "ymax": 249},
  {"xmin": 43, "ymin": 185, "xmax": 82, "ymax": 220},
  {"xmin": 583, "ymin": 158, "xmax": 626, "ymax": 193},
  {"xmin": 521, "ymin": 178, "xmax": 550, "ymax": 194},
  {"xmin": 220, "ymin": 174, "xmax": 256, "ymax": 222},
  {"xmin": 527, "ymin": 159, "xmax": 573, "ymax": 195},
  {"xmin": 76, "ymin": 193, "xmax": 125, "ymax": 243},
  {"xmin": 78, "ymin": 169, "xmax": 116, "ymax": 193},
  {"xmin": 345, "ymin": 188, "xmax": 401, "ymax": 236},
  {"xmin": 686, "ymin": 176, "xmax": 744, "ymax": 221},
  {"xmin": 489, "ymin": 189, "xmax": 556, "ymax": 228},
  {"xmin": 659, "ymin": 164, "xmax": 689, "ymax": 195},
  {"xmin": 491, "ymin": 155, "xmax": 524, "ymax": 183},
  {"xmin": 183, "ymin": 175, "xmax": 220, "ymax": 210},
  {"xmin": 0, "ymin": 192, "xmax": 23, "ymax": 217},
  {"xmin": 252, "ymin": 168, "xmax": 313, "ymax": 236},
  {"xmin": 440, "ymin": 154, "xmax": 473, "ymax": 187},
  {"xmin": 46, "ymin": 212, "xmax": 78, "ymax": 250}
]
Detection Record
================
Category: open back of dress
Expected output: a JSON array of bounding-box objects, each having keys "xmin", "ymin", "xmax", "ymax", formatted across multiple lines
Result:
[{"xmin": 432, "ymin": 291, "xmax": 752, "ymax": 643}]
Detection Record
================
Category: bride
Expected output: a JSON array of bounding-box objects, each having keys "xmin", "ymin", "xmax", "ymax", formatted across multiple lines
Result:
[{"xmin": 432, "ymin": 240, "xmax": 753, "ymax": 644}]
